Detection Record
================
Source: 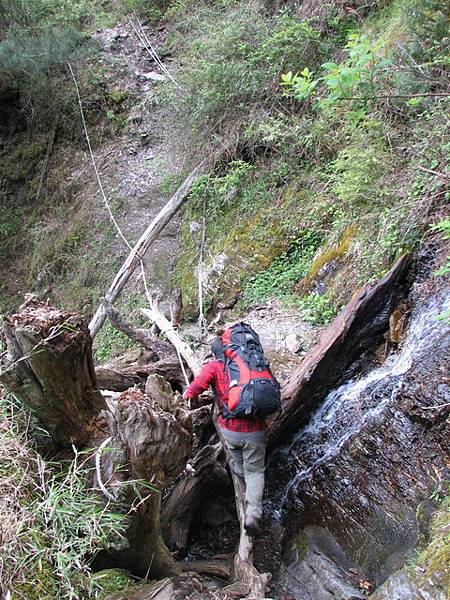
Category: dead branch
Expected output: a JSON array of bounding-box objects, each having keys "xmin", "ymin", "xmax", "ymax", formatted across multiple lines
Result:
[
  {"xmin": 89, "ymin": 156, "xmax": 216, "ymax": 339},
  {"xmin": 102, "ymin": 298, "xmax": 173, "ymax": 361}
]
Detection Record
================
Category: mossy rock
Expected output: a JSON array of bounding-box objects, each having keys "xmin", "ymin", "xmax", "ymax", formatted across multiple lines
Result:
[
  {"xmin": 93, "ymin": 568, "xmax": 136, "ymax": 596},
  {"xmin": 13, "ymin": 561, "xmax": 59, "ymax": 600}
]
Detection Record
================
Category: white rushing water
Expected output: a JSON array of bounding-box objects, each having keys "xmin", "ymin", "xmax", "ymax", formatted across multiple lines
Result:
[{"xmin": 272, "ymin": 291, "xmax": 450, "ymax": 519}]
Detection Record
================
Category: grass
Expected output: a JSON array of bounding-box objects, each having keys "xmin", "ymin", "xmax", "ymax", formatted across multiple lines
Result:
[
  {"xmin": 0, "ymin": 392, "xmax": 131, "ymax": 600},
  {"xmin": 415, "ymin": 492, "xmax": 450, "ymax": 589}
]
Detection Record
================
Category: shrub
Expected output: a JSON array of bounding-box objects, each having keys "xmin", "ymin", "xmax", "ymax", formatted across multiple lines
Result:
[
  {"xmin": 242, "ymin": 231, "xmax": 322, "ymax": 305},
  {"xmin": 296, "ymin": 292, "xmax": 337, "ymax": 325},
  {"xmin": 0, "ymin": 393, "xmax": 128, "ymax": 599},
  {"xmin": 161, "ymin": 4, "xmax": 328, "ymax": 156}
]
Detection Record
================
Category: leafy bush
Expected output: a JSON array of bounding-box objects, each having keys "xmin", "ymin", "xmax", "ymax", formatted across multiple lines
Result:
[
  {"xmin": 431, "ymin": 219, "xmax": 450, "ymax": 278},
  {"xmin": 296, "ymin": 292, "xmax": 337, "ymax": 325},
  {"xmin": 94, "ymin": 320, "xmax": 138, "ymax": 364},
  {"xmin": 242, "ymin": 231, "xmax": 322, "ymax": 305},
  {"xmin": 0, "ymin": 0, "xmax": 114, "ymax": 130},
  {"xmin": 281, "ymin": 32, "xmax": 390, "ymax": 109},
  {"xmin": 161, "ymin": 5, "xmax": 328, "ymax": 155}
]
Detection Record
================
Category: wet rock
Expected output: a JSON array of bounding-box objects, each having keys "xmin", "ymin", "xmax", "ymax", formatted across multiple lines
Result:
[
  {"xmin": 266, "ymin": 275, "xmax": 449, "ymax": 591},
  {"xmin": 369, "ymin": 569, "xmax": 446, "ymax": 600},
  {"xmin": 280, "ymin": 527, "xmax": 366, "ymax": 600}
]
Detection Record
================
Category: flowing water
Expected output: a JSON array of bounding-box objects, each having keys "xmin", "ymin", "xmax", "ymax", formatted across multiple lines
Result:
[{"xmin": 269, "ymin": 288, "xmax": 450, "ymax": 522}]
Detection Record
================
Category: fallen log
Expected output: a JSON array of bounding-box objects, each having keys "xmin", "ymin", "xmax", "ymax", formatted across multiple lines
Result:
[
  {"xmin": 95, "ymin": 366, "xmax": 136, "ymax": 391},
  {"xmin": 0, "ymin": 297, "xmax": 105, "ymax": 447},
  {"xmin": 141, "ymin": 298, "xmax": 202, "ymax": 375},
  {"xmin": 102, "ymin": 299, "xmax": 174, "ymax": 361},
  {"xmin": 179, "ymin": 559, "xmax": 231, "ymax": 580},
  {"xmin": 268, "ymin": 253, "xmax": 412, "ymax": 449},
  {"xmin": 96, "ymin": 357, "xmax": 191, "ymax": 391},
  {"xmin": 89, "ymin": 145, "xmax": 232, "ymax": 339}
]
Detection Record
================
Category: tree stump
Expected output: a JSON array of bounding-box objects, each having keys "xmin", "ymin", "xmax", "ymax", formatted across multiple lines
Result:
[
  {"xmin": 0, "ymin": 297, "xmax": 105, "ymax": 447},
  {"xmin": 98, "ymin": 382, "xmax": 193, "ymax": 578}
]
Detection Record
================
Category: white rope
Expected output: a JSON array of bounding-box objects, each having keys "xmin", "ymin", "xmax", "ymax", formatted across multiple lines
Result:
[
  {"xmin": 128, "ymin": 15, "xmax": 184, "ymax": 93},
  {"xmin": 170, "ymin": 305, "xmax": 190, "ymax": 387},
  {"xmin": 68, "ymin": 62, "xmax": 133, "ymax": 252},
  {"xmin": 68, "ymin": 62, "xmax": 154, "ymax": 307},
  {"xmin": 95, "ymin": 436, "xmax": 117, "ymax": 501}
]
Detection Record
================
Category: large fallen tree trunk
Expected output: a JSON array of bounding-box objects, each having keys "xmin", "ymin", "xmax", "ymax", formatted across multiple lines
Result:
[
  {"xmin": 0, "ymin": 297, "xmax": 105, "ymax": 447},
  {"xmin": 89, "ymin": 160, "xmax": 207, "ymax": 339},
  {"xmin": 268, "ymin": 253, "xmax": 412, "ymax": 450},
  {"xmin": 89, "ymin": 139, "xmax": 235, "ymax": 339},
  {"xmin": 96, "ymin": 357, "xmax": 190, "ymax": 392}
]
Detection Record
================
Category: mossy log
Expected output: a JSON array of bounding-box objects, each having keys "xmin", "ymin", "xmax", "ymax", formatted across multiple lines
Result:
[
  {"xmin": 0, "ymin": 297, "xmax": 105, "ymax": 447},
  {"xmin": 268, "ymin": 253, "xmax": 412, "ymax": 449}
]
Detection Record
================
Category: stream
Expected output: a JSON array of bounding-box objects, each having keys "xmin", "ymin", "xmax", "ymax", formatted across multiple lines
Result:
[{"xmin": 264, "ymin": 283, "xmax": 449, "ymax": 598}]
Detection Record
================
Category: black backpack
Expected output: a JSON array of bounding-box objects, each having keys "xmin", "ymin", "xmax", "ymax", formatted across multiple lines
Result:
[{"xmin": 221, "ymin": 323, "xmax": 281, "ymax": 419}]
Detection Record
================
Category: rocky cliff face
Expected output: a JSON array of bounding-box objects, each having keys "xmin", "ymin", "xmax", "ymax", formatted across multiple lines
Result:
[{"xmin": 263, "ymin": 250, "xmax": 449, "ymax": 599}]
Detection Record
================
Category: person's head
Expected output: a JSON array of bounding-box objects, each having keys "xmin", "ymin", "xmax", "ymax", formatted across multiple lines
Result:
[{"xmin": 211, "ymin": 337, "xmax": 224, "ymax": 360}]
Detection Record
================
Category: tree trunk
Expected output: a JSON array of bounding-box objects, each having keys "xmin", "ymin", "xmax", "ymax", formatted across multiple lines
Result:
[
  {"xmin": 89, "ymin": 154, "xmax": 217, "ymax": 339},
  {"xmin": 98, "ymin": 382, "xmax": 193, "ymax": 578},
  {"xmin": 96, "ymin": 357, "xmax": 190, "ymax": 392},
  {"xmin": 0, "ymin": 296, "xmax": 105, "ymax": 447},
  {"xmin": 141, "ymin": 299, "xmax": 202, "ymax": 375},
  {"xmin": 268, "ymin": 253, "xmax": 412, "ymax": 449}
]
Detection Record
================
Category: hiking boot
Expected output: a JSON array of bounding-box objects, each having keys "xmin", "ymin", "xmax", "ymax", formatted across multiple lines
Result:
[{"xmin": 244, "ymin": 516, "xmax": 260, "ymax": 538}]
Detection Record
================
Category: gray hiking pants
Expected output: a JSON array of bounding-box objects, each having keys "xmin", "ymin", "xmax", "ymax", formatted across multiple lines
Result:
[{"xmin": 221, "ymin": 428, "xmax": 266, "ymax": 521}]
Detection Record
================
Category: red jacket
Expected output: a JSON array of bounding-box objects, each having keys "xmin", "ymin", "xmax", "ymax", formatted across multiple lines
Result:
[{"xmin": 184, "ymin": 360, "xmax": 265, "ymax": 432}]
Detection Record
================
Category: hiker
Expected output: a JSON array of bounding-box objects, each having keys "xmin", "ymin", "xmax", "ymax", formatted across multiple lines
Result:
[{"xmin": 183, "ymin": 323, "xmax": 280, "ymax": 537}]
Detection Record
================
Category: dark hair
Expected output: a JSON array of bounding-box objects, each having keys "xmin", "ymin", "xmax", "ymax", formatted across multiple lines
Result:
[{"xmin": 211, "ymin": 337, "xmax": 224, "ymax": 359}]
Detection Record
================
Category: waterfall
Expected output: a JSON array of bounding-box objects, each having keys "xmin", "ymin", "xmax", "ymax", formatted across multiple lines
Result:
[{"xmin": 271, "ymin": 289, "xmax": 450, "ymax": 520}]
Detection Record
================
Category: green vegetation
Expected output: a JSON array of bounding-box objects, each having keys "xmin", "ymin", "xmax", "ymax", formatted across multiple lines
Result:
[
  {"xmin": 165, "ymin": 0, "xmax": 449, "ymax": 320},
  {"xmin": 1, "ymin": 0, "xmax": 448, "ymax": 324},
  {"xmin": 0, "ymin": 393, "xmax": 131, "ymax": 599},
  {"xmin": 415, "ymin": 492, "xmax": 450, "ymax": 589},
  {"xmin": 242, "ymin": 231, "xmax": 322, "ymax": 305},
  {"xmin": 160, "ymin": 5, "xmax": 330, "ymax": 156}
]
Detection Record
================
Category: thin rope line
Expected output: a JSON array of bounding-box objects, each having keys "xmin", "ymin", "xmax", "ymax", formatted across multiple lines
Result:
[
  {"xmin": 69, "ymin": 62, "xmax": 154, "ymax": 305},
  {"xmin": 170, "ymin": 305, "xmax": 190, "ymax": 387},
  {"xmin": 68, "ymin": 62, "xmax": 133, "ymax": 252},
  {"xmin": 131, "ymin": 14, "xmax": 182, "ymax": 90},
  {"xmin": 135, "ymin": 17, "xmax": 182, "ymax": 91},
  {"xmin": 128, "ymin": 15, "xmax": 184, "ymax": 93}
]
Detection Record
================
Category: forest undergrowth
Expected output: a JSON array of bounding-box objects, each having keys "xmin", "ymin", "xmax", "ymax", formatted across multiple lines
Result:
[{"xmin": 0, "ymin": 1, "xmax": 449, "ymax": 595}]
